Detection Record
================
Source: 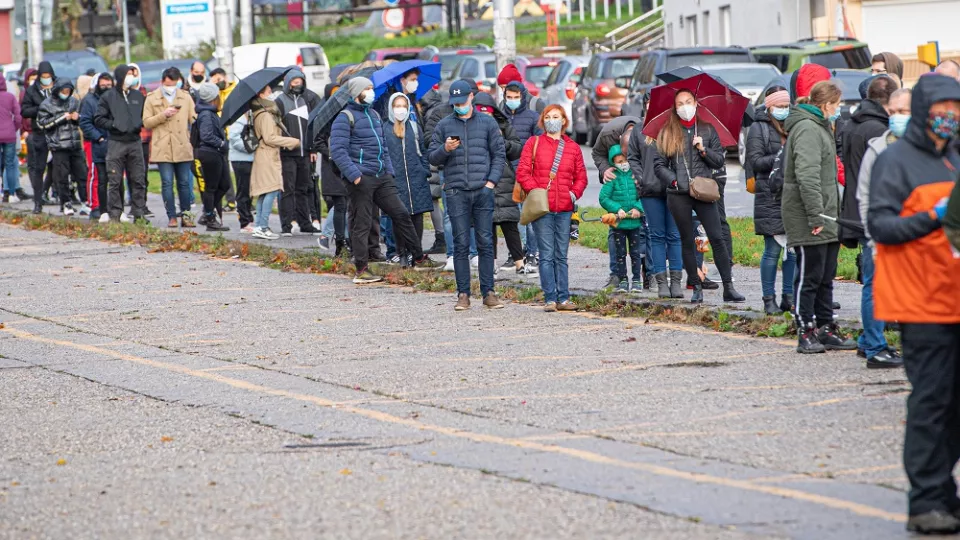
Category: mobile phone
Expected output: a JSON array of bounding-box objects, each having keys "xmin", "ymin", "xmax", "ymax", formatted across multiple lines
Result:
[
  {"xmin": 174, "ymin": 105, "xmax": 182, "ymax": 109},
  {"xmin": 449, "ymin": 136, "xmax": 460, "ymax": 142}
]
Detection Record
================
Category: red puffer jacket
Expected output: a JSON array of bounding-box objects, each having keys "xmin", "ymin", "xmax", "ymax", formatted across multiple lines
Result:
[{"xmin": 516, "ymin": 133, "xmax": 588, "ymax": 213}]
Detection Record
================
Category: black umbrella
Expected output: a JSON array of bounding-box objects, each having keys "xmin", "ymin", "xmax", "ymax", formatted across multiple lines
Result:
[
  {"xmin": 220, "ymin": 66, "xmax": 295, "ymax": 128},
  {"xmin": 819, "ymin": 214, "xmax": 865, "ymax": 236},
  {"xmin": 307, "ymin": 65, "xmax": 383, "ymax": 144}
]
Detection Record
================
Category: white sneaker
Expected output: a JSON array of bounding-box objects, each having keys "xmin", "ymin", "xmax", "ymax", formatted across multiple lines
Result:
[
  {"xmin": 470, "ymin": 255, "xmax": 479, "ymax": 268},
  {"xmin": 119, "ymin": 213, "xmax": 132, "ymax": 224},
  {"xmin": 292, "ymin": 221, "xmax": 300, "ymax": 234},
  {"xmin": 312, "ymin": 220, "xmax": 321, "ymax": 231},
  {"xmin": 252, "ymin": 227, "xmax": 277, "ymax": 240},
  {"xmin": 443, "ymin": 256, "xmax": 454, "ymax": 272},
  {"xmin": 99, "ymin": 213, "xmax": 110, "ymax": 223},
  {"xmin": 10, "ymin": 195, "xmax": 19, "ymax": 203},
  {"xmin": 240, "ymin": 224, "xmax": 255, "ymax": 234},
  {"xmin": 79, "ymin": 203, "xmax": 91, "ymax": 216},
  {"xmin": 62, "ymin": 203, "xmax": 75, "ymax": 216}
]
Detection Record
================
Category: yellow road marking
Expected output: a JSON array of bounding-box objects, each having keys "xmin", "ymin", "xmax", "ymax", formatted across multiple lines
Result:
[{"xmin": 2, "ymin": 325, "xmax": 907, "ymax": 524}]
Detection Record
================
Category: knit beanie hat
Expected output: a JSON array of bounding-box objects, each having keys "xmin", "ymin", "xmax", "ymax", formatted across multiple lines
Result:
[
  {"xmin": 345, "ymin": 77, "xmax": 373, "ymax": 99},
  {"xmin": 764, "ymin": 90, "xmax": 790, "ymax": 109},
  {"xmin": 197, "ymin": 82, "xmax": 220, "ymax": 103},
  {"xmin": 497, "ymin": 63, "xmax": 522, "ymax": 86}
]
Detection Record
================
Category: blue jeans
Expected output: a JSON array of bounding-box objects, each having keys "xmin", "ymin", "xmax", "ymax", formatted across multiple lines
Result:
[
  {"xmin": 858, "ymin": 240, "xmax": 888, "ymax": 357},
  {"xmin": 1, "ymin": 142, "xmax": 19, "ymax": 193},
  {"xmin": 760, "ymin": 235, "xmax": 796, "ymax": 298},
  {"xmin": 533, "ymin": 211, "xmax": 573, "ymax": 303},
  {"xmin": 381, "ymin": 214, "xmax": 396, "ymax": 257},
  {"xmin": 642, "ymin": 196, "xmax": 681, "ymax": 273},
  {"xmin": 157, "ymin": 162, "xmax": 193, "ymax": 220},
  {"xmin": 255, "ymin": 190, "xmax": 279, "ymax": 229},
  {"xmin": 447, "ymin": 187, "xmax": 495, "ymax": 296},
  {"xmin": 443, "ymin": 188, "xmax": 476, "ymax": 259}
]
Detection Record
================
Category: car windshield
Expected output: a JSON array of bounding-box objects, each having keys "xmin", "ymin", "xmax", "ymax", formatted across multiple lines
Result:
[
  {"xmin": 601, "ymin": 58, "xmax": 639, "ymax": 79},
  {"xmin": 484, "ymin": 61, "xmax": 498, "ymax": 79},
  {"xmin": 383, "ymin": 52, "xmax": 419, "ymax": 61},
  {"xmin": 703, "ymin": 66, "xmax": 780, "ymax": 87},
  {"xmin": 525, "ymin": 65, "xmax": 554, "ymax": 86},
  {"xmin": 666, "ymin": 53, "xmax": 752, "ymax": 71},
  {"xmin": 49, "ymin": 55, "xmax": 110, "ymax": 82},
  {"xmin": 807, "ymin": 47, "xmax": 872, "ymax": 70}
]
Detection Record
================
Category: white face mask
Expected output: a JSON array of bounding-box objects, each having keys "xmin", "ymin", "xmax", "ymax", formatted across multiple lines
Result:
[
  {"xmin": 162, "ymin": 85, "xmax": 177, "ymax": 95},
  {"xmin": 124, "ymin": 75, "xmax": 135, "ymax": 89},
  {"xmin": 615, "ymin": 162, "xmax": 630, "ymax": 172},
  {"xmin": 393, "ymin": 107, "xmax": 409, "ymax": 122},
  {"xmin": 676, "ymin": 104, "xmax": 697, "ymax": 122},
  {"xmin": 361, "ymin": 89, "xmax": 375, "ymax": 105},
  {"xmin": 404, "ymin": 80, "xmax": 418, "ymax": 94}
]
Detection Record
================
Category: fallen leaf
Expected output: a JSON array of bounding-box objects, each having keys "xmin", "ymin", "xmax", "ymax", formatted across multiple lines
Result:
[
  {"xmin": 622, "ymin": 336, "xmax": 637, "ymax": 342},
  {"xmin": 0, "ymin": 322, "xmax": 5, "ymax": 329},
  {"xmin": 160, "ymin": 436, "xmax": 174, "ymax": 443},
  {"xmin": 171, "ymin": 284, "xmax": 182, "ymax": 288},
  {"xmin": 56, "ymin": 459, "xmax": 67, "ymax": 466},
  {"xmin": 339, "ymin": 468, "xmax": 352, "ymax": 476}
]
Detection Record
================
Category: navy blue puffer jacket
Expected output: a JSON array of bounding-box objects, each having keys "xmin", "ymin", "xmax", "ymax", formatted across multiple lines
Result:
[
  {"xmin": 503, "ymin": 94, "xmax": 541, "ymax": 146},
  {"xmin": 384, "ymin": 94, "xmax": 432, "ymax": 215},
  {"xmin": 79, "ymin": 91, "xmax": 108, "ymax": 162},
  {"xmin": 330, "ymin": 101, "xmax": 395, "ymax": 182},
  {"xmin": 428, "ymin": 110, "xmax": 506, "ymax": 191}
]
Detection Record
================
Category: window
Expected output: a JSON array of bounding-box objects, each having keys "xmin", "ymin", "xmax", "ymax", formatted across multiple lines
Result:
[
  {"xmin": 601, "ymin": 57, "xmax": 641, "ymax": 79},
  {"xmin": 483, "ymin": 61, "xmax": 498, "ymax": 79},
  {"xmin": 702, "ymin": 11, "xmax": 711, "ymax": 45},
  {"xmin": 686, "ymin": 15, "xmax": 698, "ymax": 47},
  {"xmin": 719, "ymin": 6, "xmax": 731, "ymax": 46},
  {"xmin": 665, "ymin": 52, "xmax": 752, "ymax": 71},
  {"xmin": 811, "ymin": 0, "xmax": 825, "ymax": 18},
  {"xmin": 666, "ymin": 22, "xmax": 674, "ymax": 48},
  {"xmin": 300, "ymin": 47, "xmax": 326, "ymax": 67},
  {"xmin": 543, "ymin": 63, "xmax": 564, "ymax": 88},
  {"xmin": 586, "ymin": 57, "xmax": 601, "ymax": 79},
  {"xmin": 754, "ymin": 54, "xmax": 790, "ymax": 73},
  {"xmin": 808, "ymin": 47, "xmax": 872, "ymax": 70},
  {"xmin": 458, "ymin": 59, "xmax": 478, "ymax": 79}
]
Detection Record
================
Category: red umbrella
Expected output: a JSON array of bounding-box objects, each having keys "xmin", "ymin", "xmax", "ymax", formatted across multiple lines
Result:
[{"xmin": 641, "ymin": 73, "xmax": 749, "ymax": 147}]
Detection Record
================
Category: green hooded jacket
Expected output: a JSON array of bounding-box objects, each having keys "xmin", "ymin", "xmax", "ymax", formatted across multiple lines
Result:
[
  {"xmin": 599, "ymin": 144, "xmax": 644, "ymax": 230},
  {"xmin": 780, "ymin": 104, "xmax": 840, "ymax": 247}
]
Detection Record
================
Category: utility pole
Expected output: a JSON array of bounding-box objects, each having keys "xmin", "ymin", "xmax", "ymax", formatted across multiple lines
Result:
[
  {"xmin": 214, "ymin": 0, "xmax": 235, "ymax": 80},
  {"xmin": 240, "ymin": 0, "xmax": 253, "ymax": 45},
  {"xmin": 120, "ymin": 0, "xmax": 131, "ymax": 64},
  {"xmin": 492, "ymin": 0, "xmax": 515, "ymax": 74},
  {"xmin": 29, "ymin": 0, "xmax": 44, "ymax": 67}
]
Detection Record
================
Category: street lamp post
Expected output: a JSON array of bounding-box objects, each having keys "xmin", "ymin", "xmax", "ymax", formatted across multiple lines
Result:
[
  {"xmin": 29, "ymin": 0, "xmax": 44, "ymax": 67},
  {"xmin": 240, "ymin": 0, "xmax": 254, "ymax": 45},
  {"xmin": 492, "ymin": 0, "xmax": 515, "ymax": 75},
  {"xmin": 214, "ymin": 0, "xmax": 235, "ymax": 80}
]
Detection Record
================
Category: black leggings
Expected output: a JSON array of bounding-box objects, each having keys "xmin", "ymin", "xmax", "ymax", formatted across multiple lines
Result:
[
  {"xmin": 399, "ymin": 212, "xmax": 425, "ymax": 258},
  {"xmin": 494, "ymin": 221, "xmax": 524, "ymax": 262},
  {"xmin": 667, "ymin": 194, "xmax": 733, "ymax": 285},
  {"xmin": 324, "ymin": 195, "xmax": 348, "ymax": 241},
  {"xmin": 196, "ymin": 148, "xmax": 230, "ymax": 218}
]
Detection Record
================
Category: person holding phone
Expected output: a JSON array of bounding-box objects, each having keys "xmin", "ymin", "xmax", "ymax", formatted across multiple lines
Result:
[{"xmin": 143, "ymin": 67, "xmax": 196, "ymax": 228}]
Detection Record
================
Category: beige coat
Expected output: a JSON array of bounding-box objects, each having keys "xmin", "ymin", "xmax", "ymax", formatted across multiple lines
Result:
[
  {"xmin": 251, "ymin": 105, "xmax": 299, "ymax": 197},
  {"xmin": 143, "ymin": 88, "xmax": 196, "ymax": 163}
]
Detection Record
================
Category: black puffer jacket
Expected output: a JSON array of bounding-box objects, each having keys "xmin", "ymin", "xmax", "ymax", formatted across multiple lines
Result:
[
  {"xmin": 655, "ymin": 120, "xmax": 725, "ymax": 195},
  {"xmin": 627, "ymin": 126, "xmax": 662, "ymax": 198},
  {"xmin": 840, "ymin": 98, "xmax": 888, "ymax": 245},
  {"xmin": 36, "ymin": 79, "xmax": 82, "ymax": 151},
  {"xmin": 746, "ymin": 108, "xmax": 786, "ymax": 236},
  {"xmin": 317, "ymin": 83, "xmax": 347, "ymax": 198},
  {"xmin": 21, "ymin": 61, "xmax": 55, "ymax": 135},
  {"xmin": 473, "ymin": 93, "xmax": 522, "ymax": 223},
  {"xmin": 94, "ymin": 64, "xmax": 144, "ymax": 143}
]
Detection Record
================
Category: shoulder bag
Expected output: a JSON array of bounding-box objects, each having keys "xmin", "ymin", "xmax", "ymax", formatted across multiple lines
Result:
[
  {"xmin": 512, "ymin": 137, "xmax": 538, "ymax": 203},
  {"xmin": 520, "ymin": 136, "xmax": 565, "ymax": 225},
  {"xmin": 681, "ymin": 126, "xmax": 720, "ymax": 203}
]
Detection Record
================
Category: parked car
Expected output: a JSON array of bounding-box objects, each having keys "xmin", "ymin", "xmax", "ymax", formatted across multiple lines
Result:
[
  {"xmin": 230, "ymin": 42, "xmax": 331, "ymax": 91},
  {"xmin": 750, "ymin": 37, "xmax": 872, "ymax": 73},
  {"xmin": 2, "ymin": 63, "xmax": 21, "ymax": 97},
  {"xmin": 540, "ymin": 56, "xmax": 590, "ymax": 134},
  {"xmin": 18, "ymin": 49, "xmax": 109, "ymax": 85},
  {"xmin": 418, "ymin": 45, "xmax": 492, "ymax": 80},
  {"xmin": 571, "ymin": 51, "xmax": 642, "ymax": 145},
  {"xmin": 440, "ymin": 52, "xmax": 501, "ymax": 98},
  {"xmin": 620, "ymin": 46, "xmax": 755, "ymax": 119},
  {"xmin": 364, "ymin": 48, "xmax": 423, "ymax": 62},
  {"xmin": 516, "ymin": 57, "xmax": 560, "ymax": 96},
  {"xmin": 137, "ymin": 58, "xmax": 202, "ymax": 92}
]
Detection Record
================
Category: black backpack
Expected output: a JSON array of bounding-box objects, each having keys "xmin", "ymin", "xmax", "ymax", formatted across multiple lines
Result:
[
  {"xmin": 241, "ymin": 113, "xmax": 259, "ymax": 153},
  {"xmin": 767, "ymin": 146, "xmax": 787, "ymax": 197}
]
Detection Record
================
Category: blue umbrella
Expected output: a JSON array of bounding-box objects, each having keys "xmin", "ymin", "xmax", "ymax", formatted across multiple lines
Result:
[{"xmin": 371, "ymin": 60, "xmax": 441, "ymax": 101}]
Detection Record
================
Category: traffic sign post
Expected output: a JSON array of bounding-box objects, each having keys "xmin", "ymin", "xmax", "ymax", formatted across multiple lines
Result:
[{"xmin": 918, "ymin": 41, "xmax": 940, "ymax": 71}]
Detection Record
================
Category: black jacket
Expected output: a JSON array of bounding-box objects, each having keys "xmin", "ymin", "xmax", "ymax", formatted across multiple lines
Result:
[
  {"xmin": 840, "ymin": 98, "xmax": 889, "ymax": 245},
  {"xmin": 36, "ymin": 79, "xmax": 82, "ymax": 151},
  {"xmin": 627, "ymin": 126, "xmax": 661, "ymax": 198},
  {"xmin": 195, "ymin": 101, "xmax": 227, "ymax": 153},
  {"xmin": 746, "ymin": 108, "xmax": 787, "ymax": 236},
  {"xmin": 655, "ymin": 121, "xmax": 725, "ymax": 195},
  {"xmin": 275, "ymin": 77, "xmax": 322, "ymax": 158},
  {"xmin": 21, "ymin": 60, "xmax": 55, "ymax": 135},
  {"xmin": 94, "ymin": 65, "xmax": 144, "ymax": 143}
]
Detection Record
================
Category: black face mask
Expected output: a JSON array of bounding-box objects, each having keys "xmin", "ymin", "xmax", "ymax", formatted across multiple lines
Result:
[
  {"xmin": 216, "ymin": 81, "xmax": 226, "ymax": 91},
  {"xmin": 192, "ymin": 74, "xmax": 205, "ymax": 84},
  {"xmin": 96, "ymin": 85, "xmax": 111, "ymax": 95},
  {"xmin": 290, "ymin": 85, "xmax": 304, "ymax": 96}
]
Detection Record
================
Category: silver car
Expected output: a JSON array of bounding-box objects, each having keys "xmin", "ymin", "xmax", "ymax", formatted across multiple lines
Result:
[{"xmin": 539, "ymin": 56, "xmax": 590, "ymax": 134}]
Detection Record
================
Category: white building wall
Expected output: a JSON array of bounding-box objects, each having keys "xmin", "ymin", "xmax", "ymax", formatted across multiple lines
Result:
[
  {"xmin": 664, "ymin": 0, "xmax": 811, "ymax": 49},
  {"xmin": 861, "ymin": 0, "xmax": 960, "ymax": 56}
]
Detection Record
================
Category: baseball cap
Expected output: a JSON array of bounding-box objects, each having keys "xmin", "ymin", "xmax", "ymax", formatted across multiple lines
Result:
[{"xmin": 449, "ymin": 80, "xmax": 472, "ymax": 105}]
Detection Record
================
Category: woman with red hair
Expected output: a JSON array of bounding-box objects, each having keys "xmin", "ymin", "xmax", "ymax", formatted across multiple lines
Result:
[{"xmin": 516, "ymin": 105, "xmax": 588, "ymax": 312}]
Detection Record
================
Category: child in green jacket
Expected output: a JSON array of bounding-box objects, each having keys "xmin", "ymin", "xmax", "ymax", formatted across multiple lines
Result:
[{"xmin": 599, "ymin": 144, "xmax": 646, "ymax": 292}]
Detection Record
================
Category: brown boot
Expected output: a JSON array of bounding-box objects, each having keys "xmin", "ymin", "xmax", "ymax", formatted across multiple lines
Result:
[
  {"xmin": 557, "ymin": 300, "xmax": 577, "ymax": 312},
  {"xmin": 483, "ymin": 293, "xmax": 504, "ymax": 309},
  {"xmin": 455, "ymin": 293, "xmax": 471, "ymax": 311},
  {"xmin": 167, "ymin": 218, "xmax": 178, "ymax": 228}
]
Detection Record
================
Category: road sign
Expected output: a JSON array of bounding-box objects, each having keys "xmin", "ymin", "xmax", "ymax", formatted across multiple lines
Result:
[
  {"xmin": 382, "ymin": 8, "xmax": 404, "ymax": 31},
  {"xmin": 383, "ymin": 0, "xmax": 400, "ymax": 7},
  {"xmin": 918, "ymin": 41, "xmax": 940, "ymax": 69},
  {"xmin": 160, "ymin": 0, "xmax": 217, "ymax": 59}
]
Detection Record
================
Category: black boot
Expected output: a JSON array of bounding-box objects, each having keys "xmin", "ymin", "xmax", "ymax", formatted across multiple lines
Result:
[
  {"xmin": 817, "ymin": 323, "xmax": 857, "ymax": 351},
  {"xmin": 762, "ymin": 295, "xmax": 780, "ymax": 315},
  {"xmin": 701, "ymin": 277, "xmax": 720, "ymax": 290},
  {"xmin": 15, "ymin": 188, "xmax": 32, "ymax": 201},
  {"xmin": 427, "ymin": 236, "xmax": 446, "ymax": 255},
  {"xmin": 690, "ymin": 285, "xmax": 703, "ymax": 304},
  {"xmin": 334, "ymin": 237, "xmax": 347, "ymax": 258},
  {"xmin": 722, "ymin": 282, "xmax": 745, "ymax": 303},
  {"xmin": 797, "ymin": 323, "xmax": 826, "ymax": 354},
  {"xmin": 780, "ymin": 294, "xmax": 794, "ymax": 314},
  {"xmin": 32, "ymin": 202, "xmax": 42, "ymax": 215}
]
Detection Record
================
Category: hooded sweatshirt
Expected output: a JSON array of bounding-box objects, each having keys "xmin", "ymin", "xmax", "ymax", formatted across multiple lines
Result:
[
  {"xmin": 839, "ymin": 98, "xmax": 889, "ymax": 245},
  {"xmin": 877, "ymin": 52, "xmax": 904, "ymax": 82},
  {"xmin": 275, "ymin": 69, "xmax": 321, "ymax": 158},
  {"xmin": 36, "ymin": 79, "xmax": 82, "ymax": 151},
  {"xmin": 94, "ymin": 65, "xmax": 144, "ymax": 143},
  {"xmin": 599, "ymin": 144, "xmax": 644, "ymax": 230},
  {"xmin": 19, "ymin": 68, "xmax": 37, "ymax": 133},
  {"xmin": 79, "ymin": 73, "xmax": 111, "ymax": 163},
  {"xmin": 383, "ymin": 92, "xmax": 432, "ymax": 216},
  {"xmin": 868, "ymin": 73, "xmax": 960, "ymax": 324},
  {"xmin": 0, "ymin": 78, "xmax": 21, "ymax": 144},
  {"xmin": 21, "ymin": 61, "xmax": 56, "ymax": 135}
]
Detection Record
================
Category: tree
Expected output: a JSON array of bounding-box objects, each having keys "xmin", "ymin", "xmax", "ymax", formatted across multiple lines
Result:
[{"xmin": 141, "ymin": 0, "xmax": 158, "ymax": 40}]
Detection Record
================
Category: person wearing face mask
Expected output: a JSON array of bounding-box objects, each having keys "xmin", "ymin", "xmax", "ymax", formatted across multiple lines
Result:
[
  {"xmin": 79, "ymin": 72, "xmax": 114, "ymax": 221},
  {"xmin": 331, "ymin": 77, "xmax": 441, "ymax": 284},
  {"xmin": 36, "ymin": 78, "xmax": 86, "ymax": 217},
  {"xmin": 249, "ymin": 84, "xmax": 301, "ymax": 240},
  {"xmin": 275, "ymin": 69, "xmax": 323, "ymax": 236},
  {"xmin": 208, "ymin": 68, "xmax": 235, "ymax": 106},
  {"xmin": 867, "ymin": 73, "xmax": 960, "ymax": 536},
  {"xmin": 383, "ymin": 92, "xmax": 432, "ymax": 264},
  {"xmin": 780, "ymin": 80, "xmax": 855, "ymax": 354},
  {"xmin": 94, "ymin": 64, "xmax": 147, "ymax": 223},
  {"xmin": 747, "ymin": 86, "xmax": 795, "ymax": 316},
  {"xmin": 654, "ymin": 90, "xmax": 743, "ymax": 305},
  {"xmin": 599, "ymin": 144, "xmax": 645, "ymax": 293},
  {"xmin": 192, "ymin": 83, "xmax": 231, "ymax": 232},
  {"xmin": 501, "ymin": 80, "xmax": 543, "ymax": 274},
  {"xmin": 0, "ymin": 71, "xmax": 23, "ymax": 205},
  {"xmin": 143, "ymin": 67, "xmax": 197, "ymax": 228},
  {"xmin": 373, "ymin": 68, "xmax": 423, "ymax": 129},
  {"xmin": 21, "ymin": 62, "xmax": 57, "ymax": 214},
  {"xmin": 190, "ymin": 62, "xmax": 207, "ymax": 87},
  {"xmin": 429, "ymin": 79, "xmax": 507, "ymax": 310},
  {"xmin": 496, "ymin": 64, "xmax": 545, "ymax": 114}
]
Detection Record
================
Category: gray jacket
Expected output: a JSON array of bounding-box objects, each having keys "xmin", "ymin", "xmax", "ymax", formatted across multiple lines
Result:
[{"xmin": 856, "ymin": 130, "xmax": 896, "ymax": 241}]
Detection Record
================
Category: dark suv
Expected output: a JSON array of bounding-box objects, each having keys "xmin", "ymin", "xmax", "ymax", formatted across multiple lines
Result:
[
  {"xmin": 571, "ymin": 51, "xmax": 642, "ymax": 145},
  {"xmin": 620, "ymin": 47, "xmax": 755, "ymax": 119}
]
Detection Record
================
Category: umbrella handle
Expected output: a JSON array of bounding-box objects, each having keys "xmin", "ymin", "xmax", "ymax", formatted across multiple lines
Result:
[{"xmin": 580, "ymin": 209, "xmax": 602, "ymax": 222}]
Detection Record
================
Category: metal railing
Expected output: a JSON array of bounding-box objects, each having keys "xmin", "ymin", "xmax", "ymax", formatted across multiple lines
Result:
[{"xmin": 600, "ymin": 0, "xmax": 663, "ymax": 51}]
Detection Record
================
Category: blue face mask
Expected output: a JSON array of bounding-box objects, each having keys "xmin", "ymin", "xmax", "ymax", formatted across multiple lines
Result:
[
  {"xmin": 453, "ymin": 104, "xmax": 471, "ymax": 116},
  {"xmin": 176, "ymin": 79, "xmax": 183, "ymax": 89},
  {"xmin": 39, "ymin": 76, "xmax": 52, "ymax": 86},
  {"xmin": 770, "ymin": 107, "xmax": 789, "ymax": 121},
  {"xmin": 505, "ymin": 98, "xmax": 521, "ymax": 111},
  {"xmin": 888, "ymin": 114, "xmax": 909, "ymax": 138},
  {"xmin": 829, "ymin": 109, "xmax": 841, "ymax": 123}
]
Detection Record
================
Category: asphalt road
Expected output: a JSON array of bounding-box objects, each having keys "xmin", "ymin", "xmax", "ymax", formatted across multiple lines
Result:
[
  {"xmin": 0, "ymin": 223, "xmax": 911, "ymax": 539},
  {"xmin": 577, "ymin": 145, "xmax": 751, "ymax": 216}
]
